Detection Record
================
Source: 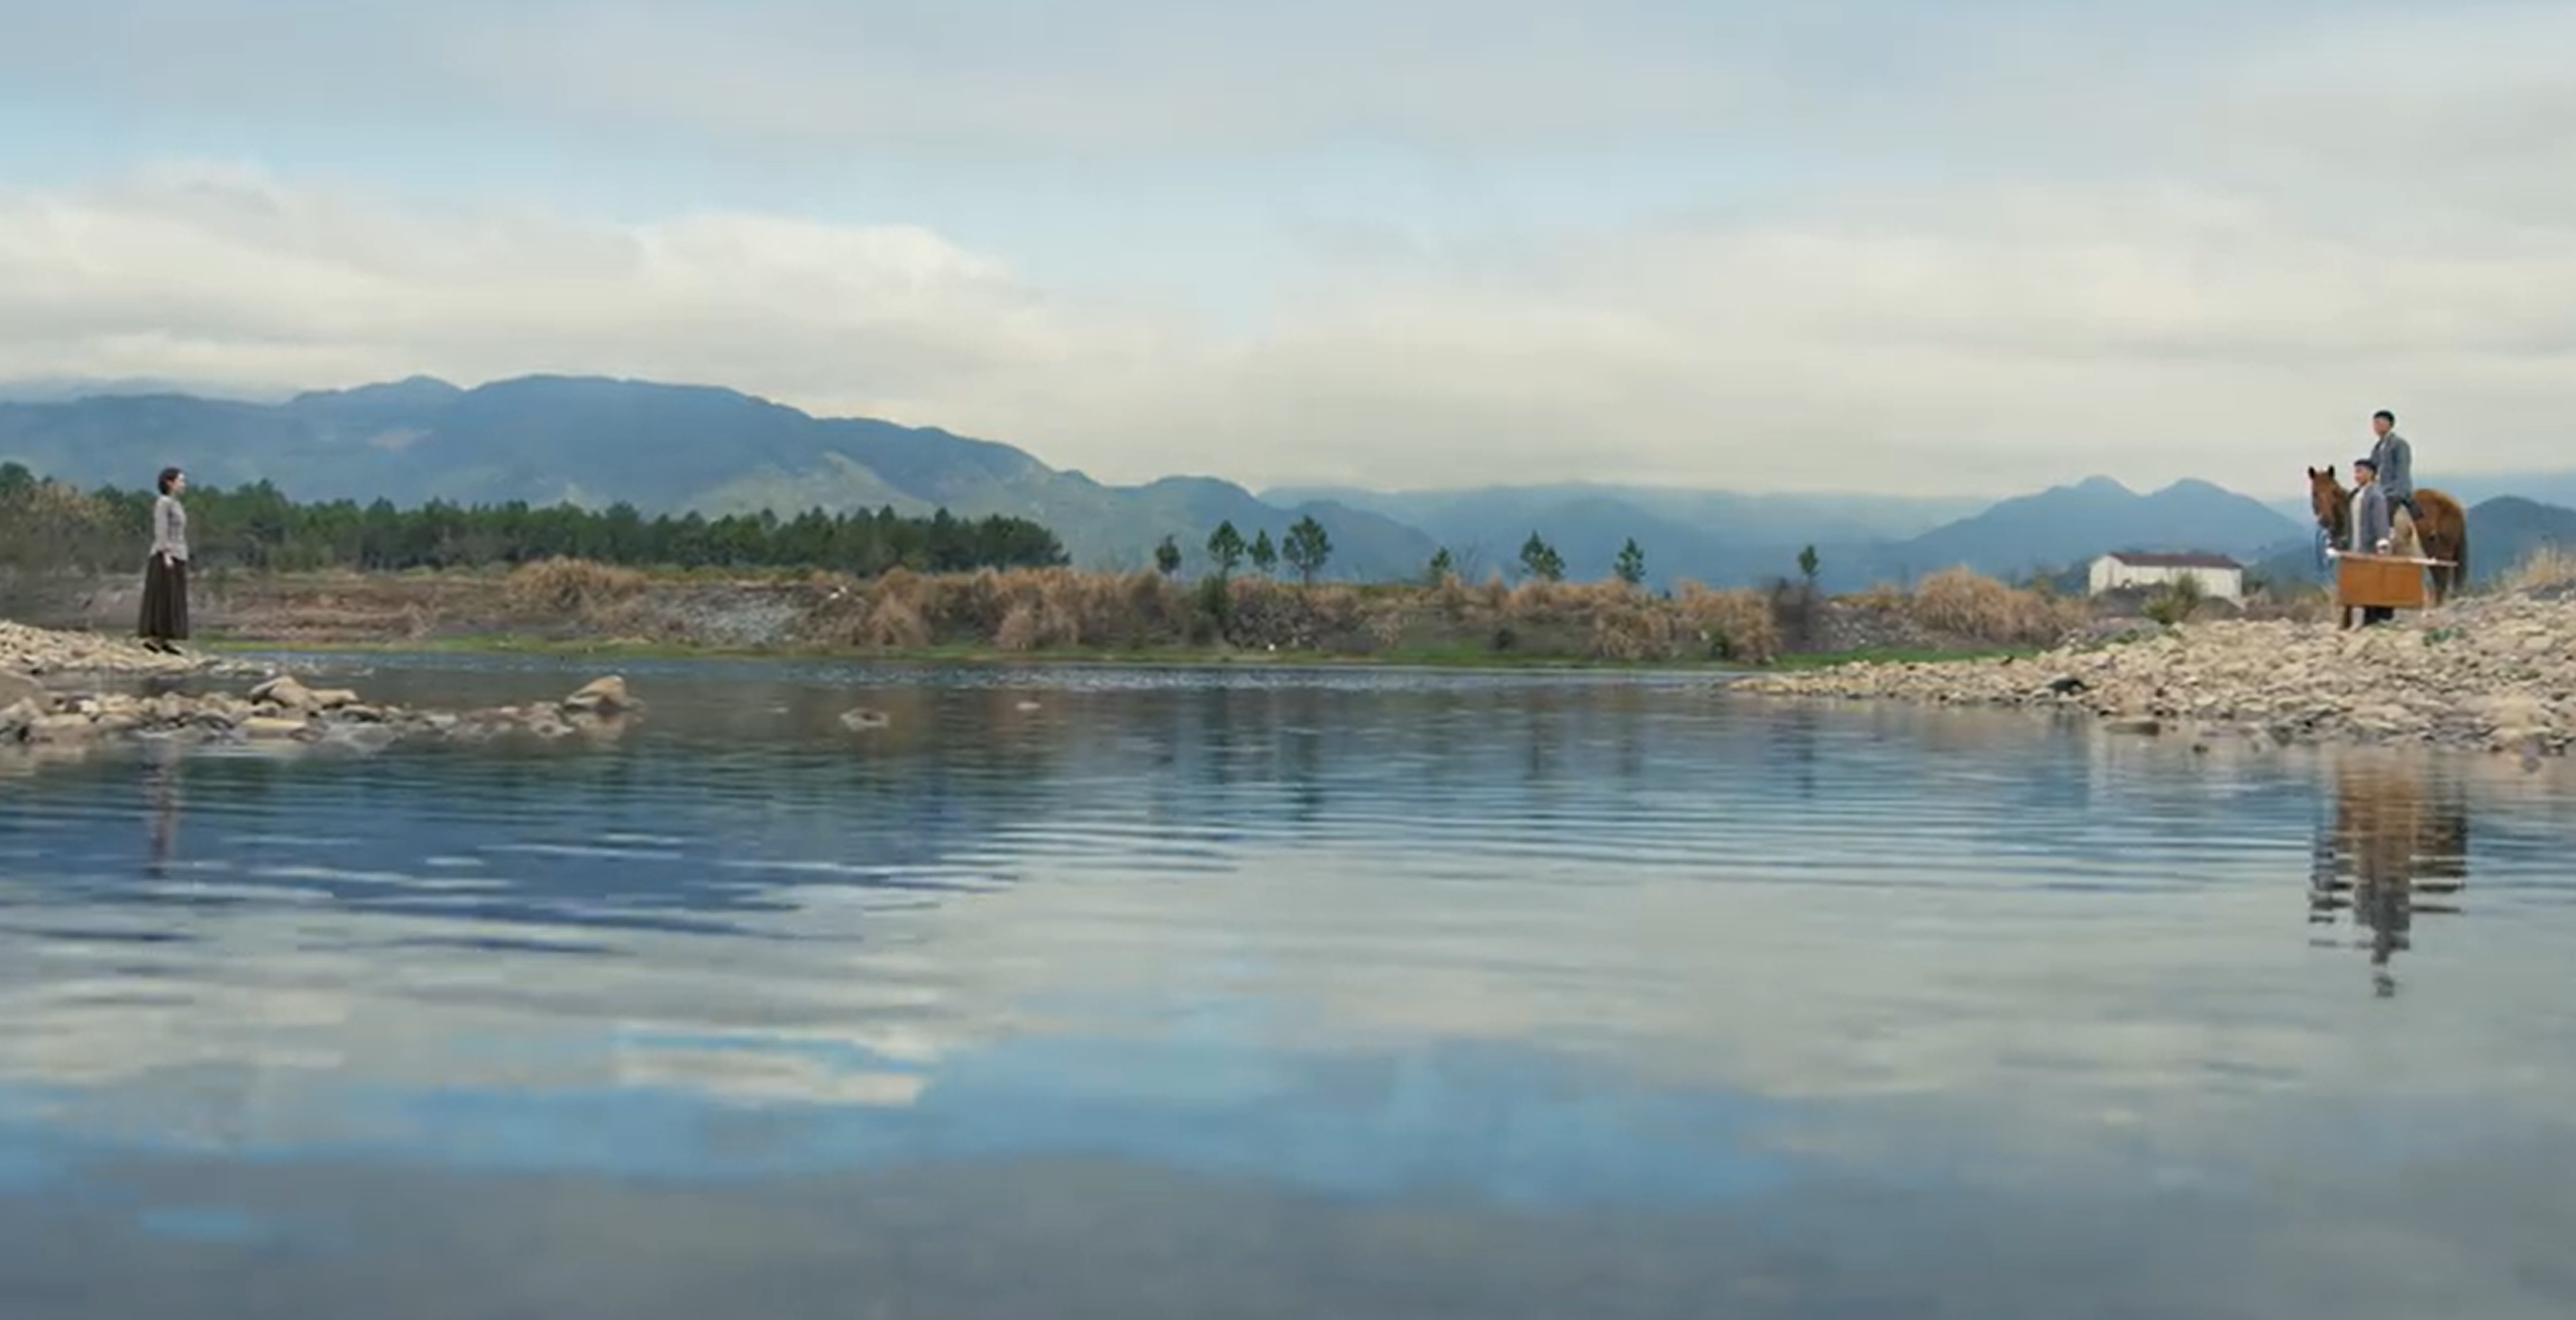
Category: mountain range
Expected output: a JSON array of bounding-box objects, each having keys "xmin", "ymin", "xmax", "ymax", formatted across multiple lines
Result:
[
  {"xmin": 5, "ymin": 373, "xmax": 2571, "ymax": 589},
  {"xmin": 0, "ymin": 376, "xmax": 1441, "ymax": 579}
]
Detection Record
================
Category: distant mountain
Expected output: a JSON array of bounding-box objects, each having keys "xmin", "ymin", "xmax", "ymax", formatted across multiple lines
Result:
[
  {"xmin": 1258, "ymin": 477, "xmax": 2308, "ymax": 591},
  {"xmin": 2432, "ymin": 472, "xmax": 2576, "ymax": 513},
  {"xmin": 2457, "ymin": 497, "xmax": 2576, "ymax": 582},
  {"xmin": 0, "ymin": 375, "xmax": 283, "ymax": 405},
  {"xmin": 1861, "ymin": 476, "xmax": 2303, "ymax": 584},
  {"xmin": 1256, "ymin": 482, "xmax": 1986, "ymax": 588},
  {"xmin": 0, "ymin": 375, "xmax": 1436, "ymax": 580},
  {"xmin": 10, "ymin": 371, "xmax": 2565, "ymax": 591}
]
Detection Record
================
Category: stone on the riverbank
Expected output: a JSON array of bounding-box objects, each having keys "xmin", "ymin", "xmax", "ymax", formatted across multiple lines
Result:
[
  {"xmin": 2, "ymin": 663, "xmax": 638, "ymax": 765},
  {"xmin": 29, "ymin": 713, "xmax": 99, "ymax": 744},
  {"xmin": 251, "ymin": 674, "xmax": 318, "ymax": 710},
  {"xmin": 0, "ymin": 671, "xmax": 42, "ymax": 711},
  {"xmin": 244, "ymin": 674, "xmax": 362, "ymax": 713},
  {"xmin": 1, "ymin": 618, "xmax": 243, "ymax": 678},
  {"xmin": 564, "ymin": 674, "xmax": 633, "ymax": 714},
  {"xmin": 1732, "ymin": 589, "xmax": 2576, "ymax": 757}
]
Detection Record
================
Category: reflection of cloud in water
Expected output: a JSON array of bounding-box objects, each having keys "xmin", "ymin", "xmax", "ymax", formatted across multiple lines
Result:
[
  {"xmin": 4, "ymin": 694, "xmax": 2576, "ymax": 1207},
  {"xmin": 606, "ymin": 1044, "xmax": 927, "ymax": 1109}
]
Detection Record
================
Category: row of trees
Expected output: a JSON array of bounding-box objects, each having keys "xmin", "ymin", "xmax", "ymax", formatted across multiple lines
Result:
[
  {"xmin": 2, "ymin": 459, "xmax": 1835, "ymax": 594},
  {"xmin": 0, "ymin": 463, "xmax": 1069, "ymax": 576},
  {"xmin": 1154, "ymin": 516, "xmax": 1336, "ymax": 585},
  {"xmin": 1421, "ymin": 533, "xmax": 1825, "ymax": 591}
]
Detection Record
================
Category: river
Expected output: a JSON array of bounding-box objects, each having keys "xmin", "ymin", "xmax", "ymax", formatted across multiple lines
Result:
[{"xmin": 3, "ymin": 654, "xmax": 2571, "ymax": 1317}]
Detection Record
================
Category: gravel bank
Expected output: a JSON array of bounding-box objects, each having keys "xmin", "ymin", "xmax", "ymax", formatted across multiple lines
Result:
[
  {"xmin": 1, "ymin": 618, "xmax": 251, "ymax": 678},
  {"xmin": 6, "ymin": 612, "xmax": 640, "ymax": 764},
  {"xmin": 1734, "ymin": 591, "xmax": 2576, "ymax": 757}
]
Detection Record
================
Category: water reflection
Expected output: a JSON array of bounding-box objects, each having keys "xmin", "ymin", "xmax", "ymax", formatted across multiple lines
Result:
[
  {"xmin": 3, "ymin": 660, "xmax": 2575, "ymax": 1318},
  {"xmin": 141, "ymin": 751, "xmax": 179, "ymax": 879},
  {"xmin": 2307, "ymin": 751, "xmax": 2471, "ymax": 995}
]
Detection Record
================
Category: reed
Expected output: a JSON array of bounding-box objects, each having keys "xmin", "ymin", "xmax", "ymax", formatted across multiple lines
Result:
[
  {"xmin": 447, "ymin": 561, "xmax": 2101, "ymax": 665},
  {"xmin": 2497, "ymin": 545, "xmax": 2576, "ymax": 595},
  {"xmin": 1905, "ymin": 565, "xmax": 2087, "ymax": 646},
  {"xmin": 500, "ymin": 557, "xmax": 647, "ymax": 620}
]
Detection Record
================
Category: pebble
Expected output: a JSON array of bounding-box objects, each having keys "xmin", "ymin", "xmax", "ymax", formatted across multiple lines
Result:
[
  {"xmin": 4, "ymin": 619, "xmax": 640, "ymax": 764},
  {"xmin": 1733, "ymin": 591, "xmax": 2576, "ymax": 757},
  {"xmin": 1, "ymin": 619, "xmax": 253, "ymax": 679}
]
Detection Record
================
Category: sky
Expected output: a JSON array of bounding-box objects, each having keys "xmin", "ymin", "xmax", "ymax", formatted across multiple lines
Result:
[{"xmin": 1, "ymin": 0, "xmax": 2572, "ymax": 496}]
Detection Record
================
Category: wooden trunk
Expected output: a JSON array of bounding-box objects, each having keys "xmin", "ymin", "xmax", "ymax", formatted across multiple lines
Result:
[{"xmin": 2337, "ymin": 555, "xmax": 2427, "ymax": 610}]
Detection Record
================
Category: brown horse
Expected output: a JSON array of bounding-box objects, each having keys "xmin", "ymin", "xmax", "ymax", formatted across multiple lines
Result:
[{"xmin": 2306, "ymin": 464, "xmax": 2470, "ymax": 616}]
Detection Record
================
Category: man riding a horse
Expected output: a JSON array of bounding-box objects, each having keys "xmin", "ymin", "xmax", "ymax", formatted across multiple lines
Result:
[
  {"xmin": 2370, "ymin": 409, "xmax": 2420, "ymax": 554},
  {"xmin": 2306, "ymin": 408, "xmax": 2470, "ymax": 617}
]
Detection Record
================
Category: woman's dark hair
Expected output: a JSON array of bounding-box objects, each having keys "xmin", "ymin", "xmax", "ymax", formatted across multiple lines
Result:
[{"xmin": 157, "ymin": 466, "xmax": 184, "ymax": 495}]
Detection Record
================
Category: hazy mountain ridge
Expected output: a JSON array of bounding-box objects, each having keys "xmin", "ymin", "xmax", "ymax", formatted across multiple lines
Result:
[
  {"xmin": 0, "ymin": 375, "xmax": 1438, "ymax": 580},
  {"xmin": 1861, "ymin": 476, "xmax": 2303, "ymax": 584},
  {"xmin": 5, "ymin": 372, "xmax": 2570, "ymax": 590}
]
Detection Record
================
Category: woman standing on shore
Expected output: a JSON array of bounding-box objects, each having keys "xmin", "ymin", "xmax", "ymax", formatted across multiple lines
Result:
[{"xmin": 139, "ymin": 466, "xmax": 189, "ymax": 654}]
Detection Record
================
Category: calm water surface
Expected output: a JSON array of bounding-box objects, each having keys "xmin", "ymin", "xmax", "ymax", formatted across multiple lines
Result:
[{"xmin": 3, "ymin": 655, "xmax": 2573, "ymax": 1318}]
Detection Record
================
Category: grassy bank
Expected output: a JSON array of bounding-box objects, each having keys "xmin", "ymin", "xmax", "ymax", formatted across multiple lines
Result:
[{"xmin": 21, "ymin": 557, "xmax": 2223, "ymax": 670}]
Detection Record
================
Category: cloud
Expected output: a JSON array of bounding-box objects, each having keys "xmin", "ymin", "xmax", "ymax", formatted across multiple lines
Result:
[
  {"xmin": 5, "ymin": 2, "xmax": 2576, "ymax": 491},
  {"xmin": 10, "ymin": 152, "xmax": 2576, "ymax": 493},
  {"xmin": 0, "ymin": 0, "xmax": 2553, "ymax": 162},
  {"xmin": 0, "ymin": 0, "xmax": 1792, "ymax": 154},
  {"xmin": 6, "ymin": 737, "xmax": 2570, "ymax": 1181}
]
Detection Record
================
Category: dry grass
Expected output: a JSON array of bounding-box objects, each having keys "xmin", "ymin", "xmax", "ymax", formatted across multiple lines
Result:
[
  {"xmin": 457, "ymin": 561, "xmax": 2089, "ymax": 665},
  {"xmin": 799, "ymin": 565, "xmax": 2068, "ymax": 664},
  {"xmin": 1904, "ymin": 565, "xmax": 2087, "ymax": 646},
  {"xmin": 1846, "ymin": 583, "xmax": 1911, "ymax": 613},
  {"xmin": 1674, "ymin": 582, "xmax": 1782, "ymax": 664},
  {"xmin": 2496, "ymin": 544, "xmax": 2576, "ymax": 594},
  {"xmin": 500, "ymin": 557, "xmax": 647, "ymax": 620}
]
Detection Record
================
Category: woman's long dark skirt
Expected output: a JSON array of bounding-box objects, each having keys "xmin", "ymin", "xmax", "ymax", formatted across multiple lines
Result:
[{"xmin": 138, "ymin": 554, "xmax": 190, "ymax": 643}]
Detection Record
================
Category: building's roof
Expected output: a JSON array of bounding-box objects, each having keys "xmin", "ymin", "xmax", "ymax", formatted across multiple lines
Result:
[{"xmin": 2099, "ymin": 551, "xmax": 2243, "ymax": 570}]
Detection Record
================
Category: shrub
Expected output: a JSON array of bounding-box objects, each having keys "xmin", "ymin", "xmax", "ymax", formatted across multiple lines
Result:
[
  {"xmin": 1589, "ymin": 601, "xmax": 1681, "ymax": 661},
  {"xmin": 2498, "ymin": 545, "xmax": 2576, "ymax": 595},
  {"xmin": 1675, "ymin": 582, "xmax": 1781, "ymax": 664},
  {"xmin": 1906, "ymin": 565, "xmax": 2083, "ymax": 646},
  {"xmin": 2142, "ymin": 573, "xmax": 2207, "ymax": 627},
  {"xmin": 857, "ymin": 595, "xmax": 931, "ymax": 649},
  {"xmin": 501, "ymin": 557, "xmax": 646, "ymax": 619}
]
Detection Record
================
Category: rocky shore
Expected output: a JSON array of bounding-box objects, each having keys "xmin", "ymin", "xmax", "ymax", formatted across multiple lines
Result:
[
  {"xmin": 1734, "ymin": 590, "xmax": 2576, "ymax": 757},
  {"xmin": 0, "ymin": 618, "xmax": 261, "ymax": 678},
  {"xmin": 5, "ymin": 619, "xmax": 636, "ymax": 761}
]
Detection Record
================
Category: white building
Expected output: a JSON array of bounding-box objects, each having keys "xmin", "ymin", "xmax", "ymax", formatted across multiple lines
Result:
[{"xmin": 2086, "ymin": 551, "xmax": 2245, "ymax": 601}]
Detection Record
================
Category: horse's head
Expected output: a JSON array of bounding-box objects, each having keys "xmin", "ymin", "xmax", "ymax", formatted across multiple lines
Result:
[{"xmin": 2306, "ymin": 464, "xmax": 2349, "ymax": 537}]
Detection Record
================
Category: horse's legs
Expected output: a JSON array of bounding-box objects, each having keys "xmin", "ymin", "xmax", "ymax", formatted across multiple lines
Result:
[{"xmin": 2424, "ymin": 542, "xmax": 2455, "ymax": 604}]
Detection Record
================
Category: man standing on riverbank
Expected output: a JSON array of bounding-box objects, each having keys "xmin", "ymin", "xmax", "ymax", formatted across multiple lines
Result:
[{"xmin": 2351, "ymin": 456, "xmax": 2397, "ymax": 626}]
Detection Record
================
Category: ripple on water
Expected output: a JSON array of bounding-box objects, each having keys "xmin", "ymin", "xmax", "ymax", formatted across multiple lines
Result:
[{"xmin": 3, "ymin": 662, "xmax": 2575, "ymax": 1318}]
